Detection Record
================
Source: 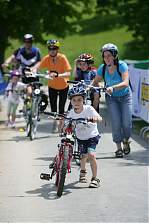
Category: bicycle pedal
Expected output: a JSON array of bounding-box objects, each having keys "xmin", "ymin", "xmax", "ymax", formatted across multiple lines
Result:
[
  {"xmin": 40, "ymin": 173, "xmax": 51, "ymax": 180},
  {"xmin": 49, "ymin": 163, "xmax": 55, "ymax": 169}
]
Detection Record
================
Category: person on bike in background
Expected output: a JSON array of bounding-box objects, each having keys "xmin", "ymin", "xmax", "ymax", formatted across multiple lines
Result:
[
  {"xmin": 92, "ymin": 43, "xmax": 132, "ymax": 158},
  {"xmin": 2, "ymin": 34, "xmax": 41, "ymax": 84},
  {"xmin": 32, "ymin": 39, "xmax": 71, "ymax": 132},
  {"xmin": 65, "ymin": 84, "xmax": 102, "ymax": 188},
  {"xmin": 73, "ymin": 53, "xmax": 101, "ymax": 112}
]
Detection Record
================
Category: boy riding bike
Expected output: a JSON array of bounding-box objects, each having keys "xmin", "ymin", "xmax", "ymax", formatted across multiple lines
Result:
[
  {"xmin": 63, "ymin": 84, "xmax": 102, "ymax": 188},
  {"xmin": 73, "ymin": 53, "xmax": 101, "ymax": 112}
]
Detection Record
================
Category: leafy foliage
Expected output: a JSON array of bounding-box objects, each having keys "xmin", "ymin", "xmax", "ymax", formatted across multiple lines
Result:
[
  {"xmin": 117, "ymin": 0, "xmax": 149, "ymax": 44},
  {"xmin": 0, "ymin": 0, "xmax": 97, "ymax": 62},
  {"xmin": 96, "ymin": 0, "xmax": 149, "ymax": 47}
]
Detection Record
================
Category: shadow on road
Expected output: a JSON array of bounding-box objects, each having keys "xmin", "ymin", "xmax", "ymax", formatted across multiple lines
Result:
[{"xmin": 25, "ymin": 180, "xmax": 86, "ymax": 200}]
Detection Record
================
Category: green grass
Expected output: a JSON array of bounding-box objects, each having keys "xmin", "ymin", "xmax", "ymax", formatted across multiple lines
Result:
[{"xmin": 5, "ymin": 12, "xmax": 148, "ymax": 69}]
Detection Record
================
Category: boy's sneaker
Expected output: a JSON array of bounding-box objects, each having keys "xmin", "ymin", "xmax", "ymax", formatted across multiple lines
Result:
[
  {"xmin": 123, "ymin": 139, "xmax": 131, "ymax": 155},
  {"xmin": 79, "ymin": 170, "xmax": 87, "ymax": 183},
  {"xmin": 89, "ymin": 177, "xmax": 100, "ymax": 188}
]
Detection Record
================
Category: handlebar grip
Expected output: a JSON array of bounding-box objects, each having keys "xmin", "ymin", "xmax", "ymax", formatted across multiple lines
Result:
[{"xmin": 67, "ymin": 80, "xmax": 79, "ymax": 84}]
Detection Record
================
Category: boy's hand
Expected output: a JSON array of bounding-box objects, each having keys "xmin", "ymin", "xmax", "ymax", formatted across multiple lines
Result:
[{"xmin": 87, "ymin": 115, "xmax": 102, "ymax": 123}]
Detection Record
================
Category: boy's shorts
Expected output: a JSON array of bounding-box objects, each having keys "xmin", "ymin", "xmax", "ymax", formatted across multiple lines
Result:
[{"xmin": 77, "ymin": 135, "xmax": 101, "ymax": 155}]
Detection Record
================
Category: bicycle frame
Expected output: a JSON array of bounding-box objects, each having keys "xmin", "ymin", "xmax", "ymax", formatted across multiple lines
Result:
[{"xmin": 25, "ymin": 82, "xmax": 42, "ymax": 140}]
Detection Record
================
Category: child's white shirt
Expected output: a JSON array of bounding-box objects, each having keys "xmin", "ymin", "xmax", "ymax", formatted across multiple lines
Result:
[
  {"xmin": 67, "ymin": 105, "xmax": 100, "ymax": 140},
  {"xmin": 6, "ymin": 81, "xmax": 26, "ymax": 104}
]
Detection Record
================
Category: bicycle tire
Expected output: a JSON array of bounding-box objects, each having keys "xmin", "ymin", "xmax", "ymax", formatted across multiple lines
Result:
[
  {"xmin": 29, "ymin": 122, "xmax": 34, "ymax": 141},
  {"xmin": 57, "ymin": 148, "xmax": 68, "ymax": 197},
  {"xmin": 31, "ymin": 97, "xmax": 40, "ymax": 139},
  {"xmin": 27, "ymin": 115, "xmax": 34, "ymax": 141},
  {"xmin": 26, "ymin": 113, "xmax": 32, "ymax": 137},
  {"xmin": 74, "ymin": 138, "xmax": 81, "ymax": 166}
]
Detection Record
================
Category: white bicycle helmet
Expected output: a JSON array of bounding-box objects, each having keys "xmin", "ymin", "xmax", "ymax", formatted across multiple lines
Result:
[
  {"xmin": 24, "ymin": 34, "xmax": 34, "ymax": 42},
  {"xmin": 101, "ymin": 43, "xmax": 118, "ymax": 58}
]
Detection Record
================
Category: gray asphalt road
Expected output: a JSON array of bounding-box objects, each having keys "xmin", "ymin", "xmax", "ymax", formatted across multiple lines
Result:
[{"xmin": 0, "ymin": 95, "xmax": 148, "ymax": 223}]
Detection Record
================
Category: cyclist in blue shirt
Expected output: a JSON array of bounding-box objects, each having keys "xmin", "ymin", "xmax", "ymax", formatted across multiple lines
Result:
[
  {"xmin": 93, "ymin": 43, "xmax": 132, "ymax": 158},
  {"xmin": 73, "ymin": 53, "xmax": 101, "ymax": 112},
  {"xmin": 2, "ymin": 34, "xmax": 41, "ymax": 84}
]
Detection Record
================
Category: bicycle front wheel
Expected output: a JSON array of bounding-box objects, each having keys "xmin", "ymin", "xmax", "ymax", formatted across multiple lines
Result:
[
  {"xmin": 57, "ymin": 148, "xmax": 68, "ymax": 197},
  {"xmin": 26, "ymin": 115, "xmax": 35, "ymax": 141}
]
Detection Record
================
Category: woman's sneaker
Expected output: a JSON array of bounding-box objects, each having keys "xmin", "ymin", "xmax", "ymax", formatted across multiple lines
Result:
[
  {"xmin": 115, "ymin": 149, "xmax": 123, "ymax": 158},
  {"xmin": 123, "ymin": 139, "xmax": 131, "ymax": 155},
  {"xmin": 89, "ymin": 177, "xmax": 100, "ymax": 188}
]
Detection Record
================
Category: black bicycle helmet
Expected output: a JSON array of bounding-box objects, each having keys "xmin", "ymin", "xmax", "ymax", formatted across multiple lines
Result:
[
  {"xmin": 101, "ymin": 43, "xmax": 118, "ymax": 58},
  {"xmin": 24, "ymin": 34, "xmax": 34, "ymax": 42},
  {"xmin": 47, "ymin": 39, "xmax": 60, "ymax": 49},
  {"xmin": 77, "ymin": 53, "xmax": 94, "ymax": 64},
  {"xmin": 68, "ymin": 83, "xmax": 87, "ymax": 99}
]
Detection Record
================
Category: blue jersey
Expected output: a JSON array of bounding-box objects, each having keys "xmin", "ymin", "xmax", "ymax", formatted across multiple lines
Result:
[
  {"xmin": 97, "ymin": 60, "xmax": 130, "ymax": 97},
  {"xmin": 75, "ymin": 67, "xmax": 97, "ymax": 84},
  {"xmin": 14, "ymin": 46, "xmax": 41, "ymax": 68}
]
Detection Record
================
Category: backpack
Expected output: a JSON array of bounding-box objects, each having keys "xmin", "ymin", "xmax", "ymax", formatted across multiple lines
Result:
[{"xmin": 102, "ymin": 63, "xmax": 132, "ymax": 90}]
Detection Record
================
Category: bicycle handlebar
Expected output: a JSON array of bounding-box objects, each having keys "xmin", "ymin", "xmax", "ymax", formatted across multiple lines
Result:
[
  {"xmin": 24, "ymin": 71, "xmax": 53, "ymax": 80},
  {"xmin": 44, "ymin": 111, "xmax": 90, "ymax": 123}
]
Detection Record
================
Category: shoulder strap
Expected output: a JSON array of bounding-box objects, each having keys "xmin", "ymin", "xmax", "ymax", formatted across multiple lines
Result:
[
  {"xmin": 116, "ymin": 62, "xmax": 122, "ymax": 76},
  {"xmin": 117, "ymin": 62, "xmax": 132, "ymax": 90},
  {"xmin": 102, "ymin": 64, "xmax": 106, "ymax": 85}
]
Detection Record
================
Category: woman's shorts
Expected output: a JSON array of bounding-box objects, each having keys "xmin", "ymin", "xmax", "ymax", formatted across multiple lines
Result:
[{"xmin": 77, "ymin": 135, "xmax": 101, "ymax": 155}]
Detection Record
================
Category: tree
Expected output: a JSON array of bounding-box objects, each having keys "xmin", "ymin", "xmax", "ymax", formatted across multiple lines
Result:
[
  {"xmin": 96, "ymin": 0, "xmax": 149, "ymax": 46},
  {"xmin": 117, "ymin": 0, "xmax": 149, "ymax": 44},
  {"xmin": 0, "ymin": 0, "xmax": 96, "ymax": 64}
]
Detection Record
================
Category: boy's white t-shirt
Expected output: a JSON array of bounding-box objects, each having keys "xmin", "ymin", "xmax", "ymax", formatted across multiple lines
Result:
[
  {"xmin": 6, "ymin": 82, "xmax": 26, "ymax": 104},
  {"xmin": 67, "ymin": 105, "xmax": 99, "ymax": 140}
]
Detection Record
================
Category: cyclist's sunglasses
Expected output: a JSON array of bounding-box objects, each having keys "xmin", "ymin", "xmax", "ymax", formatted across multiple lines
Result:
[
  {"xmin": 24, "ymin": 40, "xmax": 32, "ymax": 43},
  {"xmin": 48, "ymin": 47, "xmax": 58, "ymax": 51}
]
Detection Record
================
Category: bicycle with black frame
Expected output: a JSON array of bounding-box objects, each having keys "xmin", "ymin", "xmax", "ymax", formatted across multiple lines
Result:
[{"xmin": 22, "ymin": 71, "xmax": 51, "ymax": 140}]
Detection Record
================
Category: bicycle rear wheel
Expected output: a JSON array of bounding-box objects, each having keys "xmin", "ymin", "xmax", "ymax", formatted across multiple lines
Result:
[{"xmin": 56, "ymin": 148, "xmax": 68, "ymax": 197}]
